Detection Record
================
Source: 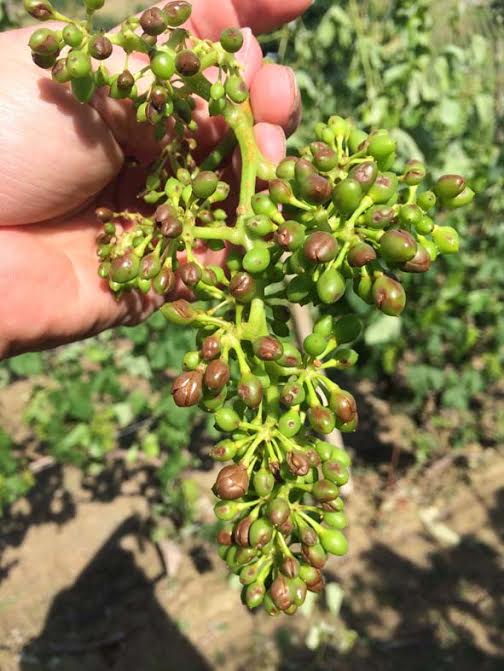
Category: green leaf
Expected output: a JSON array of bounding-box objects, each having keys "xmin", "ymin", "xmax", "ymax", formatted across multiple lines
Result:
[
  {"xmin": 365, "ymin": 315, "xmax": 402, "ymax": 346},
  {"xmin": 8, "ymin": 352, "xmax": 44, "ymax": 377}
]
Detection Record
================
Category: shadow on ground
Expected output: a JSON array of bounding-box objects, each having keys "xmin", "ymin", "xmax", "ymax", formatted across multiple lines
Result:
[
  {"xmin": 274, "ymin": 488, "xmax": 504, "ymax": 671},
  {"xmin": 20, "ymin": 515, "xmax": 212, "ymax": 671}
]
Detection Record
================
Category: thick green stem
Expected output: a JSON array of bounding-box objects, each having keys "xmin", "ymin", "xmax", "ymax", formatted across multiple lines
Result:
[{"xmin": 224, "ymin": 104, "xmax": 259, "ymax": 218}]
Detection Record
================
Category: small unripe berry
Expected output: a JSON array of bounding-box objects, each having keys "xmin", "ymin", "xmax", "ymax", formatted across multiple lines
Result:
[
  {"xmin": 175, "ymin": 50, "xmax": 201, "ymax": 76},
  {"xmin": 368, "ymin": 131, "xmax": 396, "ymax": 160},
  {"xmin": 192, "ymin": 171, "xmax": 219, "ymax": 199},
  {"xmin": 308, "ymin": 406, "xmax": 336, "ymax": 435},
  {"xmin": 249, "ymin": 518, "xmax": 274, "ymax": 547},
  {"xmin": 316, "ymin": 268, "xmax": 346, "ymax": 304},
  {"xmin": 435, "ymin": 174, "xmax": 465, "ymax": 200},
  {"xmin": 140, "ymin": 7, "xmax": 168, "ymax": 35},
  {"xmin": 253, "ymin": 336, "xmax": 283, "ymax": 362},
  {"xmin": 349, "ymin": 160, "xmax": 378, "ymax": 191},
  {"xmin": 201, "ymin": 336, "xmax": 221, "ymax": 361},
  {"xmin": 332, "ymin": 178, "xmax": 363, "ymax": 214},
  {"xmin": 161, "ymin": 299, "xmax": 196, "ymax": 325},
  {"xmin": 62, "ymin": 24, "xmax": 84, "ymax": 48},
  {"xmin": 84, "ymin": 0, "xmax": 105, "ymax": 10},
  {"xmin": 243, "ymin": 243, "xmax": 271, "ymax": 274},
  {"xmin": 401, "ymin": 245, "xmax": 432, "ymax": 273},
  {"xmin": 433, "ymin": 226, "xmax": 460, "ymax": 254},
  {"xmin": 276, "ymin": 221, "xmax": 306, "ymax": 251},
  {"xmin": 66, "ymin": 50, "xmax": 92, "ymax": 79},
  {"xmin": 303, "ymin": 231, "xmax": 338, "ymax": 263},
  {"xmin": 89, "ymin": 34, "xmax": 113, "ymax": 60},
  {"xmin": 215, "ymin": 407, "xmax": 241, "ymax": 433},
  {"xmin": 379, "ymin": 229, "xmax": 417, "ymax": 264},
  {"xmin": 24, "ymin": 0, "xmax": 55, "ymax": 21},
  {"xmin": 237, "ymin": 373, "xmax": 263, "ymax": 409},
  {"xmin": 29, "ymin": 28, "xmax": 60, "ymax": 56},
  {"xmin": 213, "ymin": 464, "xmax": 249, "ymax": 500},
  {"xmin": 220, "ymin": 27, "xmax": 244, "ymax": 53},
  {"xmin": 225, "ymin": 75, "xmax": 249, "ymax": 103},
  {"xmin": 204, "ymin": 360, "xmax": 230, "ymax": 394},
  {"xmin": 229, "ymin": 272, "xmax": 256, "ymax": 304},
  {"xmin": 372, "ymin": 275, "xmax": 406, "ymax": 316},
  {"xmin": 151, "ymin": 50, "xmax": 176, "ymax": 80},
  {"xmin": 252, "ymin": 469, "xmax": 274, "ymax": 497},
  {"xmin": 348, "ymin": 242, "xmax": 377, "ymax": 267},
  {"xmin": 172, "ymin": 371, "xmax": 203, "ymax": 407},
  {"xmin": 164, "ymin": 1, "xmax": 192, "ymax": 27},
  {"xmin": 303, "ymin": 333, "xmax": 327, "ymax": 357},
  {"xmin": 152, "ymin": 267, "xmax": 176, "ymax": 295},
  {"xmin": 278, "ymin": 409, "xmax": 302, "ymax": 438}
]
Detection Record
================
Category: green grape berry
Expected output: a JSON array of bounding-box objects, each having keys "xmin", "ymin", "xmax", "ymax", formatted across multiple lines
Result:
[
  {"xmin": 225, "ymin": 75, "xmax": 249, "ymax": 103},
  {"xmin": 24, "ymin": 0, "xmax": 55, "ymax": 20},
  {"xmin": 193, "ymin": 171, "xmax": 219, "ymax": 199},
  {"xmin": 433, "ymin": 226, "xmax": 460, "ymax": 254},
  {"xmin": 332, "ymin": 178, "xmax": 363, "ymax": 215},
  {"xmin": 243, "ymin": 242, "xmax": 271, "ymax": 274},
  {"xmin": 151, "ymin": 50, "xmax": 176, "ymax": 80},
  {"xmin": 303, "ymin": 333, "xmax": 327, "ymax": 357},
  {"xmin": 372, "ymin": 275, "xmax": 406, "ymax": 316},
  {"xmin": 164, "ymin": 1, "xmax": 192, "ymax": 27},
  {"xmin": 368, "ymin": 131, "xmax": 396, "ymax": 160},
  {"xmin": 84, "ymin": 0, "xmax": 105, "ymax": 10},
  {"xmin": 317, "ymin": 268, "xmax": 346, "ymax": 305},
  {"xmin": 29, "ymin": 28, "xmax": 60, "ymax": 56},
  {"xmin": 379, "ymin": 229, "xmax": 417, "ymax": 264},
  {"xmin": 215, "ymin": 407, "xmax": 241, "ymax": 433},
  {"xmin": 220, "ymin": 27, "xmax": 244, "ymax": 53},
  {"xmin": 66, "ymin": 50, "xmax": 92, "ymax": 79},
  {"xmin": 62, "ymin": 24, "xmax": 84, "ymax": 48}
]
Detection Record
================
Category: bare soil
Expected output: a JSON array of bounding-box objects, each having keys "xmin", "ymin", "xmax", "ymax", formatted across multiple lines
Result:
[{"xmin": 0, "ymin": 430, "xmax": 502, "ymax": 671}]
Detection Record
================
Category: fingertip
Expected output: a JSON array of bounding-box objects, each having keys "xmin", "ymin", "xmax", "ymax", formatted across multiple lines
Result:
[
  {"xmin": 254, "ymin": 123, "xmax": 287, "ymax": 164},
  {"xmin": 235, "ymin": 28, "xmax": 263, "ymax": 84},
  {"xmin": 250, "ymin": 64, "xmax": 302, "ymax": 136}
]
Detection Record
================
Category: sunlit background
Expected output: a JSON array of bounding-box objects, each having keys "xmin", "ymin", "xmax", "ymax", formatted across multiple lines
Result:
[{"xmin": 0, "ymin": 1, "xmax": 502, "ymax": 670}]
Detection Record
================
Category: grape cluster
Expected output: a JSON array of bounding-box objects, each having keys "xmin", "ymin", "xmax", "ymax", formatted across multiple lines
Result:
[{"xmin": 25, "ymin": 0, "xmax": 475, "ymax": 615}]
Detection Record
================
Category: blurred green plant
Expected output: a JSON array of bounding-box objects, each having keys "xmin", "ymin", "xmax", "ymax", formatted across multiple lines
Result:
[
  {"xmin": 0, "ymin": 313, "xmax": 215, "ymax": 519},
  {"xmin": 0, "ymin": 428, "xmax": 34, "ymax": 514}
]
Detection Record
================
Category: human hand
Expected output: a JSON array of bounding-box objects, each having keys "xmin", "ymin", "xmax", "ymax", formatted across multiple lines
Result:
[{"xmin": 0, "ymin": 0, "xmax": 310, "ymax": 359}]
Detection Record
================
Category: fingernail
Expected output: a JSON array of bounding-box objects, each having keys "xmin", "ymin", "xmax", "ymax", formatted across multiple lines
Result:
[
  {"xmin": 286, "ymin": 68, "xmax": 302, "ymax": 137},
  {"xmin": 236, "ymin": 28, "xmax": 256, "ymax": 82}
]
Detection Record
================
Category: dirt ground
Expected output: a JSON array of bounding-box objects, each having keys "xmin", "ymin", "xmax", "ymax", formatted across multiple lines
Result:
[{"xmin": 0, "ymin": 426, "xmax": 502, "ymax": 671}]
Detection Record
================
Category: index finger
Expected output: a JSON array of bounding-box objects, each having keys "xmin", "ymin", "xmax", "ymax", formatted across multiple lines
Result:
[{"xmin": 185, "ymin": 0, "xmax": 313, "ymax": 39}]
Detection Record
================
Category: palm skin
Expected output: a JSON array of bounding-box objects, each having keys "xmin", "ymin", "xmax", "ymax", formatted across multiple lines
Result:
[{"xmin": 0, "ymin": 0, "xmax": 310, "ymax": 358}]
